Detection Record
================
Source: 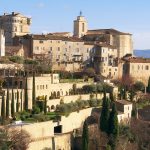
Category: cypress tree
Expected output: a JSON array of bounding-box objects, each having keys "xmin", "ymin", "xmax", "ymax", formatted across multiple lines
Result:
[
  {"xmin": 16, "ymin": 90, "xmax": 19, "ymax": 112},
  {"xmin": 82, "ymin": 120, "xmax": 89, "ymax": 150},
  {"xmin": 147, "ymin": 76, "xmax": 150, "ymax": 93},
  {"xmin": 100, "ymin": 92, "xmax": 110, "ymax": 133},
  {"xmin": 32, "ymin": 72, "xmax": 36, "ymax": 108},
  {"xmin": 1, "ymin": 94, "xmax": 6, "ymax": 124},
  {"xmin": 11, "ymin": 89, "xmax": 15, "ymax": 118},
  {"xmin": 24, "ymin": 76, "xmax": 28, "ymax": 111},
  {"xmin": 108, "ymin": 103, "xmax": 119, "ymax": 150},
  {"xmin": 44, "ymin": 96, "xmax": 47, "ymax": 115},
  {"xmin": 6, "ymin": 88, "xmax": 9, "ymax": 118},
  {"xmin": 20, "ymin": 90, "xmax": 23, "ymax": 111}
]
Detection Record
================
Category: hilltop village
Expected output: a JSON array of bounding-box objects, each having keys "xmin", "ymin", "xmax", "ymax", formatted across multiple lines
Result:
[{"xmin": 0, "ymin": 12, "xmax": 150, "ymax": 150}]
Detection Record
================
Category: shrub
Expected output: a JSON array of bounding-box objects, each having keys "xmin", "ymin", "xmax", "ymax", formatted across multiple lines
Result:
[
  {"xmin": 89, "ymin": 99, "xmax": 97, "ymax": 107},
  {"xmin": 33, "ymin": 114, "xmax": 49, "ymax": 122},
  {"xmin": 9, "ymin": 56, "xmax": 24, "ymax": 64},
  {"xmin": 32, "ymin": 105, "xmax": 40, "ymax": 114},
  {"xmin": 133, "ymin": 81, "xmax": 145, "ymax": 92},
  {"xmin": 36, "ymin": 101, "xmax": 44, "ymax": 112}
]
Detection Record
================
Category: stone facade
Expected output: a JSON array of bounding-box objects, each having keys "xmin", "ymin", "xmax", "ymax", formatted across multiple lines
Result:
[
  {"xmin": 0, "ymin": 12, "xmax": 31, "ymax": 45},
  {"xmin": 120, "ymin": 57, "xmax": 150, "ymax": 85},
  {"xmin": 9, "ymin": 108, "xmax": 93, "ymax": 150},
  {"xmin": 74, "ymin": 14, "xmax": 88, "ymax": 38},
  {"xmin": 116, "ymin": 100, "xmax": 132, "ymax": 123},
  {"xmin": 0, "ymin": 29, "xmax": 5, "ymax": 56},
  {"xmin": 93, "ymin": 44, "xmax": 118, "ymax": 79},
  {"xmin": 13, "ymin": 34, "xmax": 94, "ymax": 71}
]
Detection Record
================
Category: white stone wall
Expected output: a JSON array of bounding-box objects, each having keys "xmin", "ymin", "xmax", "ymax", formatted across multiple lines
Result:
[{"xmin": 9, "ymin": 108, "xmax": 93, "ymax": 150}]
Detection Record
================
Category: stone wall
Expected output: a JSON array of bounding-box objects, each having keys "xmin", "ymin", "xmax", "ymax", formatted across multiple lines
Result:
[
  {"xmin": 47, "ymin": 93, "xmax": 104, "ymax": 111},
  {"xmin": 9, "ymin": 108, "xmax": 93, "ymax": 150}
]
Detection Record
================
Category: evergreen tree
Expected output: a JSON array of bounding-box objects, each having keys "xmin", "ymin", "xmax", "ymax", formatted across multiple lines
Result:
[
  {"xmin": 108, "ymin": 103, "xmax": 119, "ymax": 150},
  {"xmin": 100, "ymin": 91, "xmax": 110, "ymax": 133},
  {"xmin": 44, "ymin": 96, "xmax": 47, "ymax": 115},
  {"xmin": 6, "ymin": 88, "xmax": 9, "ymax": 118},
  {"xmin": 147, "ymin": 76, "xmax": 150, "ymax": 93},
  {"xmin": 1, "ymin": 94, "xmax": 6, "ymax": 124},
  {"xmin": 16, "ymin": 90, "xmax": 19, "ymax": 112},
  {"xmin": 20, "ymin": 90, "xmax": 23, "ymax": 111},
  {"xmin": 11, "ymin": 89, "xmax": 15, "ymax": 118},
  {"xmin": 32, "ymin": 72, "xmax": 36, "ymax": 108},
  {"xmin": 24, "ymin": 76, "xmax": 28, "ymax": 111},
  {"xmin": 110, "ymin": 92, "xmax": 114, "ymax": 101},
  {"xmin": 82, "ymin": 120, "xmax": 89, "ymax": 150}
]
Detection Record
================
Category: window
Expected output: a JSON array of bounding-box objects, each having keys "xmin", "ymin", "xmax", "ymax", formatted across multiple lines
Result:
[
  {"xmin": 43, "ymin": 85, "xmax": 44, "ymax": 89},
  {"xmin": 39, "ymin": 40, "xmax": 43, "ymax": 43},
  {"xmin": 58, "ymin": 47, "xmax": 60, "ymax": 51},
  {"xmin": 145, "ymin": 65, "xmax": 149, "ymax": 70},
  {"xmin": 76, "ymin": 48, "xmax": 79, "ymax": 53},
  {"xmin": 138, "ymin": 65, "xmax": 140, "ymax": 70},
  {"xmin": 50, "ymin": 47, "xmax": 52, "ymax": 51},
  {"xmin": 82, "ymin": 23, "xmax": 85, "ymax": 32},
  {"xmin": 37, "ymin": 85, "xmax": 39, "ymax": 90},
  {"xmin": 36, "ymin": 46, "xmax": 39, "ymax": 50},
  {"xmin": 101, "ymin": 57, "xmax": 104, "ymax": 62},
  {"xmin": 87, "ymin": 48, "xmax": 89, "ymax": 53},
  {"xmin": 20, "ymin": 26, "xmax": 23, "ymax": 32}
]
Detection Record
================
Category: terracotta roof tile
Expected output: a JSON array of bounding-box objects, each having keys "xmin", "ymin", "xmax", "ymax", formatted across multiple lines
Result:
[{"xmin": 87, "ymin": 28, "xmax": 131, "ymax": 35}]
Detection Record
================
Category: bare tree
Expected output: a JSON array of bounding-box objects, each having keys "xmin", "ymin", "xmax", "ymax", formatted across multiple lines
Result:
[
  {"xmin": 0, "ymin": 127, "xmax": 31, "ymax": 150},
  {"xmin": 9, "ymin": 128, "xmax": 31, "ymax": 150}
]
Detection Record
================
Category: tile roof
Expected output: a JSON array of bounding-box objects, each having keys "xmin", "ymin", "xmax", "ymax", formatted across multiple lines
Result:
[
  {"xmin": 87, "ymin": 28, "xmax": 132, "ymax": 35},
  {"xmin": 123, "ymin": 57, "xmax": 150, "ymax": 63},
  {"xmin": 116, "ymin": 100, "xmax": 132, "ymax": 105},
  {"xmin": 17, "ymin": 34, "xmax": 83, "ymax": 42}
]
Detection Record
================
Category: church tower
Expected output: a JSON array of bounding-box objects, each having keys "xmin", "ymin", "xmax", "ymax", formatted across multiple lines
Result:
[{"xmin": 73, "ymin": 12, "xmax": 88, "ymax": 38}]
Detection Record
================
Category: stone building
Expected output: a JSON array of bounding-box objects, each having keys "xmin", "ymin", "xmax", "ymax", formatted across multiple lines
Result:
[
  {"xmin": 116, "ymin": 100, "xmax": 132, "ymax": 123},
  {"xmin": 0, "ymin": 12, "xmax": 31, "ymax": 45},
  {"xmin": 0, "ymin": 29, "xmax": 5, "ymax": 56},
  {"xmin": 93, "ymin": 44, "xmax": 118, "ymax": 79},
  {"xmin": 120, "ymin": 57, "xmax": 150, "ymax": 85},
  {"xmin": 73, "ymin": 14, "xmax": 133, "ymax": 58},
  {"xmin": 13, "ymin": 34, "xmax": 94, "ymax": 71},
  {"xmin": 74, "ymin": 12, "xmax": 88, "ymax": 38}
]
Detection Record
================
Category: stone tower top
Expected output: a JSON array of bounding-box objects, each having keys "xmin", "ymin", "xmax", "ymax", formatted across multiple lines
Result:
[{"xmin": 73, "ymin": 13, "xmax": 88, "ymax": 38}]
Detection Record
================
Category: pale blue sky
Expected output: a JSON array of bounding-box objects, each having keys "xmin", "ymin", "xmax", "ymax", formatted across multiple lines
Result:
[{"xmin": 0, "ymin": 0, "xmax": 150, "ymax": 49}]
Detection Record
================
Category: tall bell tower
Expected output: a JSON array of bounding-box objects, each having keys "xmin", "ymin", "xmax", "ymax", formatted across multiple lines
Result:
[{"xmin": 73, "ymin": 11, "xmax": 88, "ymax": 38}]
